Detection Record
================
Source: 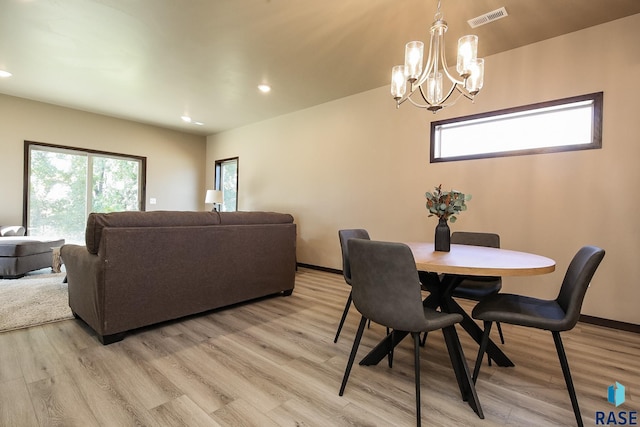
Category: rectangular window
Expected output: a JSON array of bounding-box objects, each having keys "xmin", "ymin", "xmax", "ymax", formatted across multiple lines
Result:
[
  {"xmin": 24, "ymin": 141, "xmax": 146, "ymax": 243},
  {"xmin": 214, "ymin": 157, "xmax": 238, "ymax": 212},
  {"xmin": 431, "ymin": 92, "xmax": 603, "ymax": 162}
]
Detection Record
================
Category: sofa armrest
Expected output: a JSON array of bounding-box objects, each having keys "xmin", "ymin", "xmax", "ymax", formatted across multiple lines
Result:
[
  {"xmin": 0, "ymin": 225, "xmax": 26, "ymax": 236},
  {"xmin": 61, "ymin": 244, "xmax": 105, "ymax": 334}
]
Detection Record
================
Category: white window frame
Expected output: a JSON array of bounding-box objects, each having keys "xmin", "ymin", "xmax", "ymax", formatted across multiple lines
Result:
[{"xmin": 431, "ymin": 92, "xmax": 603, "ymax": 162}]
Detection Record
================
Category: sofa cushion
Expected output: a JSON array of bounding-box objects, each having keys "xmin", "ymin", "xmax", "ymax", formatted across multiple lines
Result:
[
  {"xmin": 0, "ymin": 237, "xmax": 65, "ymax": 257},
  {"xmin": 218, "ymin": 211, "xmax": 294, "ymax": 225},
  {"xmin": 0, "ymin": 225, "xmax": 26, "ymax": 237},
  {"xmin": 85, "ymin": 211, "xmax": 222, "ymax": 254}
]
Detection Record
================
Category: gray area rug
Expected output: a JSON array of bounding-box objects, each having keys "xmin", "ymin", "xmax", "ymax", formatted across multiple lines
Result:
[{"xmin": 0, "ymin": 271, "xmax": 73, "ymax": 332}]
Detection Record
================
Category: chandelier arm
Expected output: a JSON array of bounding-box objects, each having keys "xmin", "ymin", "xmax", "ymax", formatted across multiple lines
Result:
[
  {"xmin": 406, "ymin": 95, "xmax": 437, "ymax": 109},
  {"xmin": 417, "ymin": 84, "xmax": 431, "ymax": 105},
  {"xmin": 395, "ymin": 96, "xmax": 411, "ymax": 107},
  {"xmin": 437, "ymin": 81, "xmax": 459, "ymax": 105},
  {"xmin": 437, "ymin": 34, "xmax": 464, "ymax": 86},
  {"xmin": 399, "ymin": 84, "xmax": 420, "ymax": 106},
  {"xmin": 400, "ymin": 86, "xmax": 437, "ymax": 109},
  {"xmin": 441, "ymin": 65, "xmax": 464, "ymax": 86},
  {"xmin": 454, "ymin": 84, "xmax": 475, "ymax": 101},
  {"xmin": 414, "ymin": 32, "xmax": 437, "ymax": 88},
  {"xmin": 405, "ymin": 83, "xmax": 463, "ymax": 112},
  {"xmin": 415, "ymin": 78, "xmax": 458, "ymax": 108},
  {"xmin": 437, "ymin": 90, "xmax": 466, "ymax": 109}
]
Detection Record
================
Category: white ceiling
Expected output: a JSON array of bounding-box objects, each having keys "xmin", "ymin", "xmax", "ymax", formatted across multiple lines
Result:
[{"xmin": 1, "ymin": 0, "xmax": 640, "ymax": 136}]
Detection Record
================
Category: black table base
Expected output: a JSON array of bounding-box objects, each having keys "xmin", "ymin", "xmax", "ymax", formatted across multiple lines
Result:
[
  {"xmin": 358, "ymin": 271, "xmax": 515, "ymax": 419},
  {"xmin": 424, "ymin": 272, "xmax": 514, "ymax": 368}
]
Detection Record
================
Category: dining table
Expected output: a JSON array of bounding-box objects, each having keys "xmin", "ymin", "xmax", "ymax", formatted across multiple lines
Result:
[{"xmin": 358, "ymin": 242, "xmax": 556, "ymax": 418}]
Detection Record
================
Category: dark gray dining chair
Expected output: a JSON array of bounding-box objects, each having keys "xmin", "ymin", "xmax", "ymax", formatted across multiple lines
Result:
[
  {"xmin": 339, "ymin": 239, "xmax": 479, "ymax": 427},
  {"xmin": 334, "ymin": 229, "xmax": 370, "ymax": 343},
  {"xmin": 451, "ymin": 231, "xmax": 505, "ymax": 344},
  {"xmin": 472, "ymin": 245, "xmax": 605, "ymax": 427}
]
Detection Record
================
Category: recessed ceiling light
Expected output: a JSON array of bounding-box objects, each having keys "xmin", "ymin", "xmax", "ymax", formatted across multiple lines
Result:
[
  {"xmin": 0, "ymin": 70, "xmax": 12, "ymax": 78},
  {"xmin": 181, "ymin": 115, "xmax": 204, "ymax": 126},
  {"xmin": 258, "ymin": 84, "xmax": 271, "ymax": 93}
]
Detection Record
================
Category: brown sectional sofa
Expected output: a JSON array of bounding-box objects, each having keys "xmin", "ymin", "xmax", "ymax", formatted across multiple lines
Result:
[
  {"xmin": 0, "ymin": 226, "xmax": 65, "ymax": 278},
  {"xmin": 61, "ymin": 210, "xmax": 297, "ymax": 344}
]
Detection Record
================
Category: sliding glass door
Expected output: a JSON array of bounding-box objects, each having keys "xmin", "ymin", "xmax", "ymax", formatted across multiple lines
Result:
[{"xmin": 25, "ymin": 142, "xmax": 145, "ymax": 244}]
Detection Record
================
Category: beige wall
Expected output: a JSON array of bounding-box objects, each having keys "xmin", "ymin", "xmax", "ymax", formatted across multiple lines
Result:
[
  {"xmin": 207, "ymin": 14, "xmax": 640, "ymax": 324},
  {"xmin": 0, "ymin": 94, "xmax": 207, "ymax": 226}
]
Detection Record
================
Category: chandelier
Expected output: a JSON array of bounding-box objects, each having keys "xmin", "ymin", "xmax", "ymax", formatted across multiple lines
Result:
[{"xmin": 391, "ymin": 0, "xmax": 484, "ymax": 113}]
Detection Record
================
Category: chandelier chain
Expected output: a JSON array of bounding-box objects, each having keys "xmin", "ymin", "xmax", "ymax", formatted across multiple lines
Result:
[{"xmin": 433, "ymin": 0, "xmax": 443, "ymax": 21}]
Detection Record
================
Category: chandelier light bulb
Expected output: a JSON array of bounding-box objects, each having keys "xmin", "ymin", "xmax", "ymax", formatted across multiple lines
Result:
[
  {"xmin": 466, "ymin": 59, "xmax": 484, "ymax": 94},
  {"xmin": 457, "ymin": 35, "xmax": 478, "ymax": 77},
  {"xmin": 404, "ymin": 41, "xmax": 424, "ymax": 82},
  {"xmin": 391, "ymin": 65, "xmax": 407, "ymax": 99},
  {"xmin": 426, "ymin": 72, "xmax": 443, "ymax": 104}
]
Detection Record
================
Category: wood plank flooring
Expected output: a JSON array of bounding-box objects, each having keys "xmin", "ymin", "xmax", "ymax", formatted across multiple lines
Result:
[{"xmin": 1, "ymin": 267, "xmax": 638, "ymax": 426}]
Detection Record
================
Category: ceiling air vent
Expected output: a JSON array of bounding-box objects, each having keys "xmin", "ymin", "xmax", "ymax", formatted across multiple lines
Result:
[{"xmin": 468, "ymin": 7, "xmax": 508, "ymax": 28}]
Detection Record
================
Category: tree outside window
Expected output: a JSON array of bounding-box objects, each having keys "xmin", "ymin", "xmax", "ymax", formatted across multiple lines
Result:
[
  {"xmin": 25, "ymin": 142, "xmax": 145, "ymax": 244},
  {"xmin": 214, "ymin": 157, "xmax": 238, "ymax": 212}
]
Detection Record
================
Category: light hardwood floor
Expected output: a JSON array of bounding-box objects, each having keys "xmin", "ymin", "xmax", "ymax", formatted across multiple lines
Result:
[{"xmin": 0, "ymin": 267, "xmax": 638, "ymax": 426}]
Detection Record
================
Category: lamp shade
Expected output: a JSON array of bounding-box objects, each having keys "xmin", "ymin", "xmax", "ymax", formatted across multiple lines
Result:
[{"xmin": 205, "ymin": 189, "xmax": 223, "ymax": 204}]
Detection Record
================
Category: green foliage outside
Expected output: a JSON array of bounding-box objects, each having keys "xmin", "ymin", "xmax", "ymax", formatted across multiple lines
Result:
[
  {"xmin": 221, "ymin": 160, "xmax": 237, "ymax": 212},
  {"xmin": 91, "ymin": 157, "xmax": 139, "ymax": 212},
  {"xmin": 29, "ymin": 150, "xmax": 139, "ymax": 243}
]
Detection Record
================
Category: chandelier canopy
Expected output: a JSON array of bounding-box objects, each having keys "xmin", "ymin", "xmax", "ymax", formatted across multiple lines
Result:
[{"xmin": 391, "ymin": 0, "xmax": 484, "ymax": 113}]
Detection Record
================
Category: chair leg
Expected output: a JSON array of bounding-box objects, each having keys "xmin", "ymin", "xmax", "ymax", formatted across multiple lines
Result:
[
  {"xmin": 496, "ymin": 322, "xmax": 505, "ymax": 345},
  {"xmin": 485, "ymin": 322, "xmax": 504, "ymax": 366},
  {"xmin": 552, "ymin": 331, "xmax": 583, "ymax": 427},
  {"xmin": 441, "ymin": 325, "xmax": 484, "ymax": 418},
  {"xmin": 339, "ymin": 316, "xmax": 367, "ymax": 396},
  {"xmin": 420, "ymin": 331, "xmax": 428, "ymax": 347},
  {"xmin": 387, "ymin": 327, "xmax": 393, "ymax": 368},
  {"xmin": 334, "ymin": 292, "xmax": 352, "ymax": 343},
  {"xmin": 411, "ymin": 332, "xmax": 422, "ymax": 427},
  {"xmin": 473, "ymin": 321, "xmax": 493, "ymax": 383}
]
